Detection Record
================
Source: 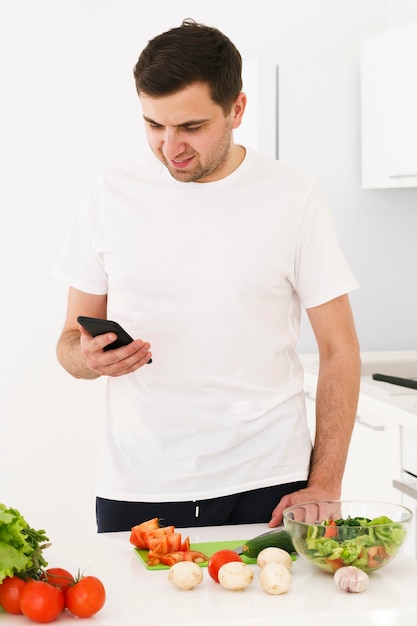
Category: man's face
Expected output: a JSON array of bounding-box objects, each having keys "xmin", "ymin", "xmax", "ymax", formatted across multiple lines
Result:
[{"xmin": 140, "ymin": 82, "xmax": 245, "ymax": 183}]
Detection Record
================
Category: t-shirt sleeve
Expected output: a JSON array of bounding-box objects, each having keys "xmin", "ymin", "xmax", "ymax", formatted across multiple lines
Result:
[
  {"xmin": 294, "ymin": 179, "xmax": 359, "ymax": 309},
  {"xmin": 53, "ymin": 178, "xmax": 108, "ymax": 295}
]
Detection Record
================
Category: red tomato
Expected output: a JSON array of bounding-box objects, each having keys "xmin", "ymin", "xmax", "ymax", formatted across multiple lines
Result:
[
  {"xmin": 0, "ymin": 575, "xmax": 25, "ymax": 614},
  {"xmin": 19, "ymin": 580, "xmax": 65, "ymax": 623},
  {"xmin": 42, "ymin": 567, "xmax": 75, "ymax": 592},
  {"xmin": 207, "ymin": 550, "xmax": 243, "ymax": 583},
  {"xmin": 65, "ymin": 575, "xmax": 106, "ymax": 618}
]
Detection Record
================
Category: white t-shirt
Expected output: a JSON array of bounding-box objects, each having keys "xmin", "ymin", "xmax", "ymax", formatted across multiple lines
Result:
[{"xmin": 54, "ymin": 148, "xmax": 359, "ymax": 502}]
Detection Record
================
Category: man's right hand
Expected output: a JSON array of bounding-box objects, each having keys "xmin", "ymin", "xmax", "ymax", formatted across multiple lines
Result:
[{"xmin": 79, "ymin": 327, "xmax": 152, "ymax": 377}]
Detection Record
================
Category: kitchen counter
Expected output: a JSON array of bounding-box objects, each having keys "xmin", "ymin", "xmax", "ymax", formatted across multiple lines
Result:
[
  {"xmin": 302, "ymin": 350, "xmax": 417, "ymax": 430},
  {"xmin": 2, "ymin": 523, "xmax": 417, "ymax": 626}
]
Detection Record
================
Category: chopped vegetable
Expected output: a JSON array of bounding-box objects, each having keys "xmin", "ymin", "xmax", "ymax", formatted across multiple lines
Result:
[
  {"xmin": 324, "ymin": 520, "xmax": 338, "ymax": 539},
  {"xmin": 130, "ymin": 517, "xmax": 208, "ymax": 567},
  {"xmin": 130, "ymin": 522, "xmax": 175, "ymax": 549},
  {"xmin": 301, "ymin": 515, "xmax": 407, "ymax": 573},
  {"xmin": 149, "ymin": 550, "xmax": 209, "ymax": 567},
  {"xmin": 0, "ymin": 503, "xmax": 50, "ymax": 583}
]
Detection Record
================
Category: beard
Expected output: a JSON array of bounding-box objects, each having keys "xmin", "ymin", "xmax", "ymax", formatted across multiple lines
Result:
[{"xmin": 160, "ymin": 129, "xmax": 233, "ymax": 183}]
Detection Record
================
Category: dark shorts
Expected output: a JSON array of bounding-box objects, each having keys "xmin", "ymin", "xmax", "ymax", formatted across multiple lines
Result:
[{"xmin": 95, "ymin": 480, "xmax": 307, "ymax": 532}]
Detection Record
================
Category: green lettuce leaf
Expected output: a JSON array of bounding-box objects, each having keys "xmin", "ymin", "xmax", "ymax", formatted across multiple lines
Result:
[{"xmin": 0, "ymin": 504, "xmax": 49, "ymax": 583}]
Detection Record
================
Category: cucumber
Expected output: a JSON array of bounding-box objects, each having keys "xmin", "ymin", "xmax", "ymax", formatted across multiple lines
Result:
[{"xmin": 241, "ymin": 530, "xmax": 295, "ymax": 559}]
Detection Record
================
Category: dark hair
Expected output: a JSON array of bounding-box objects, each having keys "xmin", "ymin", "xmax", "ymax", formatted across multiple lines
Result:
[{"xmin": 133, "ymin": 18, "xmax": 242, "ymax": 114}]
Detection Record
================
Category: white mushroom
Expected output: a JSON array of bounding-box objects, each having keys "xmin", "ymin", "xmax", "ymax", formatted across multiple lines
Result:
[
  {"xmin": 257, "ymin": 547, "xmax": 293, "ymax": 571},
  {"xmin": 218, "ymin": 561, "xmax": 254, "ymax": 591},
  {"xmin": 259, "ymin": 562, "xmax": 292, "ymax": 595},
  {"xmin": 168, "ymin": 561, "xmax": 204, "ymax": 590},
  {"xmin": 334, "ymin": 566, "xmax": 369, "ymax": 593}
]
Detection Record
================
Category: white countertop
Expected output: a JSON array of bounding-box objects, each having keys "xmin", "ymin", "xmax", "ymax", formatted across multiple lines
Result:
[
  {"xmin": 301, "ymin": 350, "xmax": 417, "ymax": 430},
  {"xmin": 2, "ymin": 523, "xmax": 417, "ymax": 626}
]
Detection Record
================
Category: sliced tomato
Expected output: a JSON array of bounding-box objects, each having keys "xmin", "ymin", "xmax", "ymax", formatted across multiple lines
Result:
[
  {"xmin": 367, "ymin": 545, "xmax": 389, "ymax": 569},
  {"xmin": 158, "ymin": 550, "xmax": 209, "ymax": 567},
  {"xmin": 130, "ymin": 517, "xmax": 161, "ymax": 547},
  {"xmin": 135, "ymin": 517, "xmax": 160, "ymax": 532},
  {"xmin": 324, "ymin": 557, "xmax": 345, "ymax": 572},
  {"xmin": 131, "ymin": 524, "xmax": 176, "ymax": 549},
  {"xmin": 147, "ymin": 533, "xmax": 182, "ymax": 555},
  {"xmin": 137, "ymin": 526, "xmax": 176, "ymax": 550},
  {"xmin": 180, "ymin": 536, "xmax": 191, "ymax": 551},
  {"xmin": 324, "ymin": 520, "xmax": 338, "ymax": 538}
]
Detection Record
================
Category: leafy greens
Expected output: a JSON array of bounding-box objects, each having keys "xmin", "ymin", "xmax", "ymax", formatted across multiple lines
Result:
[
  {"xmin": 0, "ymin": 503, "xmax": 49, "ymax": 583},
  {"xmin": 301, "ymin": 515, "xmax": 407, "ymax": 573}
]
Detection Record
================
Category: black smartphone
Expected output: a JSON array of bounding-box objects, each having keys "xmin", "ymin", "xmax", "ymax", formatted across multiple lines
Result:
[{"xmin": 77, "ymin": 316, "xmax": 152, "ymax": 362}]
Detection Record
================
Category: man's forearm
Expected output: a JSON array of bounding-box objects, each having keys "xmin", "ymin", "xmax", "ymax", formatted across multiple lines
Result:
[
  {"xmin": 308, "ymin": 350, "xmax": 361, "ymax": 496},
  {"xmin": 56, "ymin": 330, "xmax": 100, "ymax": 380}
]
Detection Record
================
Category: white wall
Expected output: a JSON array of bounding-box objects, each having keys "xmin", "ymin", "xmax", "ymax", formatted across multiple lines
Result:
[{"xmin": 1, "ymin": 0, "xmax": 417, "ymax": 534}]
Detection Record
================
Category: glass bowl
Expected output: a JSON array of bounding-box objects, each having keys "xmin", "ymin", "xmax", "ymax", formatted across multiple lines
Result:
[{"xmin": 282, "ymin": 500, "xmax": 412, "ymax": 574}]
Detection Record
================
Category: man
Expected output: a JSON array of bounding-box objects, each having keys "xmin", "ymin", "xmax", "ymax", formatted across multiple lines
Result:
[{"xmin": 55, "ymin": 19, "xmax": 361, "ymax": 532}]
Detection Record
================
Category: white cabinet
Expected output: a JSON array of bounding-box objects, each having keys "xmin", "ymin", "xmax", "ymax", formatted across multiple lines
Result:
[
  {"xmin": 304, "ymin": 388, "xmax": 402, "ymax": 503},
  {"xmin": 361, "ymin": 21, "xmax": 417, "ymax": 188},
  {"xmin": 342, "ymin": 407, "xmax": 402, "ymax": 503},
  {"xmin": 393, "ymin": 427, "xmax": 417, "ymax": 559}
]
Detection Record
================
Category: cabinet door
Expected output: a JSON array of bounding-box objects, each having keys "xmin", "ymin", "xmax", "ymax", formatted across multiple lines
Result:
[
  {"xmin": 361, "ymin": 21, "xmax": 417, "ymax": 189},
  {"xmin": 342, "ymin": 410, "xmax": 401, "ymax": 502}
]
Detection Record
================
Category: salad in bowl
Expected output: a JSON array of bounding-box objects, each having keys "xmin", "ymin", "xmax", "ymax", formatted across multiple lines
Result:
[{"xmin": 283, "ymin": 500, "xmax": 412, "ymax": 573}]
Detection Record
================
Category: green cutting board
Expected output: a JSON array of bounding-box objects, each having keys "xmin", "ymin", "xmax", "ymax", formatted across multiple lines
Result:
[{"xmin": 135, "ymin": 539, "xmax": 256, "ymax": 570}]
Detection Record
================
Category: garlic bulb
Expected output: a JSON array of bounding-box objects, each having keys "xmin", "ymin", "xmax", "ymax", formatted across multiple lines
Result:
[{"xmin": 334, "ymin": 566, "xmax": 369, "ymax": 593}]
